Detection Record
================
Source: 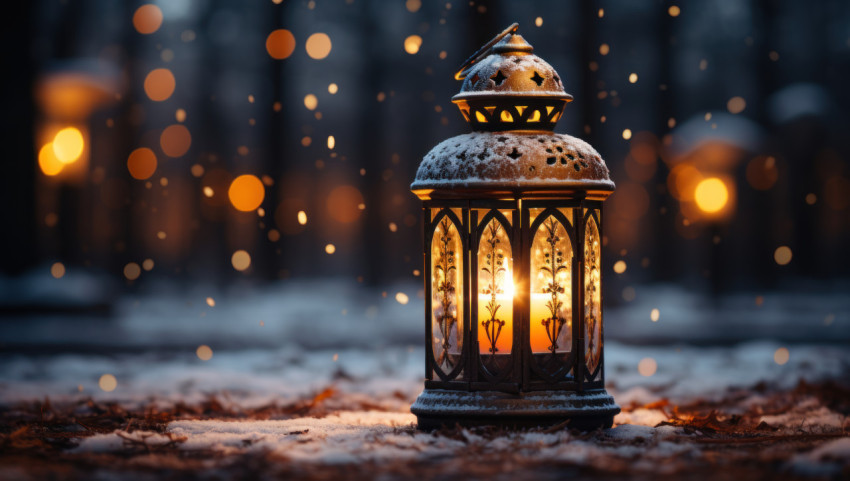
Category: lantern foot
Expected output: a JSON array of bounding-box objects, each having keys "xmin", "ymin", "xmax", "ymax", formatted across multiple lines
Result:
[{"xmin": 411, "ymin": 388, "xmax": 620, "ymax": 431}]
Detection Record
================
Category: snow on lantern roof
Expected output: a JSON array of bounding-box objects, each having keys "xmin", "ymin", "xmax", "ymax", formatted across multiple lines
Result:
[
  {"xmin": 411, "ymin": 132, "xmax": 614, "ymax": 196},
  {"xmin": 412, "ymin": 24, "xmax": 613, "ymax": 198}
]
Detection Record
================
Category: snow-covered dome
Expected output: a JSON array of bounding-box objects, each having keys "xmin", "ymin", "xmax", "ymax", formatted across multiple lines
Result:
[{"xmin": 411, "ymin": 132, "xmax": 614, "ymax": 193}]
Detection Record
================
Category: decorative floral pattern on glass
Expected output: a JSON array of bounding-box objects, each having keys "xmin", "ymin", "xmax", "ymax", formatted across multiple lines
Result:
[{"xmin": 431, "ymin": 216, "xmax": 463, "ymax": 372}]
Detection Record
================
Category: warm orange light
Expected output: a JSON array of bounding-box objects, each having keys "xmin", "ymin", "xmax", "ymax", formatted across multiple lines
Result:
[
  {"xmin": 304, "ymin": 94, "xmax": 318, "ymax": 110},
  {"xmin": 694, "ymin": 177, "xmax": 728, "ymax": 213},
  {"xmin": 124, "ymin": 262, "xmax": 141, "ymax": 280},
  {"xmin": 266, "ymin": 29, "xmax": 296, "ymax": 59},
  {"xmin": 98, "ymin": 374, "xmax": 118, "ymax": 392},
  {"xmin": 52, "ymin": 127, "xmax": 84, "ymax": 164},
  {"xmin": 774, "ymin": 246, "xmax": 793, "ymax": 265},
  {"xmin": 160, "ymin": 124, "xmax": 192, "ymax": 157},
  {"xmin": 326, "ymin": 185, "xmax": 364, "ymax": 223},
  {"xmin": 228, "ymin": 174, "xmax": 265, "ymax": 212},
  {"xmin": 196, "ymin": 345, "xmax": 213, "ymax": 361},
  {"xmin": 144, "ymin": 68, "xmax": 175, "ymax": 101},
  {"xmin": 133, "ymin": 4, "xmax": 163, "ymax": 34},
  {"xmin": 50, "ymin": 262, "xmax": 66, "ymax": 279},
  {"xmin": 305, "ymin": 33, "xmax": 332, "ymax": 59},
  {"xmin": 232, "ymin": 250, "xmax": 252, "ymax": 271},
  {"xmin": 127, "ymin": 147, "xmax": 157, "ymax": 180},
  {"xmin": 38, "ymin": 143, "xmax": 64, "ymax": 176},
  {"xmin": 404, "ymin": 35, "xmax": 422, "ymax": 54}
]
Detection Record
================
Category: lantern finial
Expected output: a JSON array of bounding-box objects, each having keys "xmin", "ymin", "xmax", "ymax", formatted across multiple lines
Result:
[{"xmin": 451, "ymin": 24, "xmax": 573, "ymax": 132}]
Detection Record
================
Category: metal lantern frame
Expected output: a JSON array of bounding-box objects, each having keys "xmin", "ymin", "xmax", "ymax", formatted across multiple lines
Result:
[
  {"xmin": 422, "ymin": 197, "xmax": 606, "ymax": 390},
  {"xmin": 410, "ymin": 24, "xmax": 620, "ymax": 430}
]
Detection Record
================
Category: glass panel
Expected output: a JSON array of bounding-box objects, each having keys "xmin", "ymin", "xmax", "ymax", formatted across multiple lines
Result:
[
  {"xmin": 477, "ymin": 217, "xmax": 513, "ymax": 356},
  {"xmin": 431, "ymin": 215, "xmax": 463, "ymax": 372},
  {"xmin": 530, "ymin": 215, "xmax": 572, "ymax": 354},
  {"xmin": 584, "ymin": 215, "xmax": 602, "ymax": 375},
  {"xmin": 500, "ymin": 110, "xmax": 514, "ymax": 122},
  {"xmin": 475, "ymin": 110, "xmax": 487, "ymax": 122},
  {"xmin": 475, "ymin": 208, "xmax": 512, "ymax": 227},
  {"xmin": 529, "ymin": 208, "xmax": 544, "ymax": 226}
]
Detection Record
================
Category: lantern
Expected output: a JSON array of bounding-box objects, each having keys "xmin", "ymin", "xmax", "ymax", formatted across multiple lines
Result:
[{"xmin": 410, "ymin": 24, "xmax": 620, "ymax": 430}]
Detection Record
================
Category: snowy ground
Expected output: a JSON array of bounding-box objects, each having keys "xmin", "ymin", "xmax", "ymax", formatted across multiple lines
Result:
[{"xmin": 0, "ymin": 278, "xmax": 849, "ymax": 479}]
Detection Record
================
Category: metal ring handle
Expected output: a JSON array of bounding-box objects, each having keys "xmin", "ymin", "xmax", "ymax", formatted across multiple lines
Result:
[{"xmin": 454, "ymin": 23, "xmax": 519, "ymax": 81}]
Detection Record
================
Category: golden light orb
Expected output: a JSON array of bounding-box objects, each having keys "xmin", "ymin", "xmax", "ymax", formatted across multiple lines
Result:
[
  {"xmin": 196, "ymin": 345, "xmax": 214, "ymax": 361},
  {"xmin": 231, "ymin": 250, "xmax": 252, "ymax": 271},
  {"xmin": 38, "ymin": 143, "xmax": 64, "ymax": 176},
  {"xmin": 52, "ymin": 127, "xmax": 84, "ymax": 164},
  {"xmin": 305, "ymin": 33, "xmax": 332, "ymax": 59},
  {"xmin": 774, "ymin": 246, "xmax": 792, "ymax": 265},
  {"xmin": 98, "ymin": 374, "xmax": 118, "ymax": 392},
  {"xmin": 404, "ymin": 35, "xmax": 423, "ymax": 55},
  {"xmin": 228, "ymin": 174, "xmax": 265, "ymax": 212},
  {"xmin": 694, "ymin": 177, "xmax": 728, "ymax": 213}
]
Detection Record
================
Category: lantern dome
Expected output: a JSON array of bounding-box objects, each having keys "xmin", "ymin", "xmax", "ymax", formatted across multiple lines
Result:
[
  {"xmin": 411, "ymin": 132, "xmax": 614, "ymax": 194},
  {"xmin": 412, "ymin": 24, "xmax": 614, "ymax": 198}
]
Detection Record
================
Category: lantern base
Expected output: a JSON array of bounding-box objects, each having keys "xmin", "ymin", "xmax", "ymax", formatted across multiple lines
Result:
[{"xmin": 411, "ymin": 388, "xmax": 620, "ymax": 431}]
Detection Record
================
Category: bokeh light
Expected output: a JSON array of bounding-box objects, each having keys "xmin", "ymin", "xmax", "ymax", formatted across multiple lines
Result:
[
  {"xmin": 50, "ymin": 262, "xmax": 65, "ymax": 279},
  {"xmin": 98, "ymin": 374, "xmax": 118, "ymax": 392},
  {"xmin": 405, "ymin": 0, "xmax": 421, "ymax": 12},
  {"xmin": 613, "ymin": 260, "xmax": 627, "ymax": 274},
  {"xmin": 638, "ymin": 358, "xmax": 657, "ymax": 376},
  {"xmin": 266, "ymin": 29, "xmax": 296, "ymax": 59},
  {"xmin": 727, "ymin": 96, "xmax": 746, "ymax": 114},
  {"xmin": 228, "ymin": 174, "xmax": 265, "ymax": 212},
  {"xmin": 160, "ymin": 124, "xmax": 192, "ymax": 157},
  {"xmin": 305, "ymin": 33, "xmax": 332, "ymax": 59},
  {"xmin": 231, "ymin": 250, "xmax": 251, "ymax": 271},
  {"xmin": 650, "ymin": 308, "xmax": 660, "ymax": 322},
  {"xmin": 133, "ymin": 4, "xmax": 163, "ymax": 34},
  {"xmin": 124, "ymin": 262, "xmax": 141, "ymax": 280},
  {"xmin": 144, "ymin": 68, "xmax": 175, "ymax": 101},
  {"xmin": 304, "ymin": 94, "xmax": 317, "ymax": 110},
  {"xmin": 395, "ymin": 292, "xmax": 409, "ymax": 305},
  {"xmin": 38, "ymin": 143, "xmax": 64, "ymax": 176},
  {"xmin": 196, "ymin": 345, "xmax": 213, "ymax": 361},
  {"xmin": 52, "ymin": 127, "xmax": 84, "ymax": 164},
  {"xmin": 325, "ymin": 244, "xmax": 336, "ymax": 254},
  {"xmin": 774, "ymin": 246, "xmax": 792, "ymax": 265},
  {"xmin": 297, "ymin": 210, "xmax": 308, "ymax": 225},
  {"xmin": 328, "ymin": 83, "xmax": 338, "ymax": 94},
  {"xmin": 404, "ymin": 35, "xmax": 422, "ymax": 54},
  {"xmin": 694, "ymin": 177, "xmax": 728, "ymax": 213},
  {"xmin": 127, "ymin": 147, "xmax": 157, "ymax": 180}
]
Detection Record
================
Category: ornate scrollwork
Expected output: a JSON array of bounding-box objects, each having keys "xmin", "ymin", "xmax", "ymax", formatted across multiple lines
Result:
[
  {"xmin": 584, "ymin": 217, "xmax": 602, "ymax": 373},
  {"xmin": 433, "ymin": 218, "xmax": 457, "ymax": 369},
  {"xmin": 538, "ymin": 217, "xmax": 568, "ymax": 353},
  {"xmin": 480, "ymin": 220, "xmax": 506, "ymax": 355}
]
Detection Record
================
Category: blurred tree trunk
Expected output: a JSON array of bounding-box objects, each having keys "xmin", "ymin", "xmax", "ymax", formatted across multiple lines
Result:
[{"xmin": 0, "ymin": 2, "xmax": 36, "ymax": 275}]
